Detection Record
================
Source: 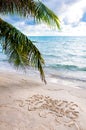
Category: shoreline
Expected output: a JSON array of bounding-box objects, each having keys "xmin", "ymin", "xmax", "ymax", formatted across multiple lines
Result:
[
  {"xmin": 0, "ymin": 69, "xmax": 86, "ymax": 130},
  {"xmin": 1, "ymin": 65, "xmax": 86, "ymax": 88}
]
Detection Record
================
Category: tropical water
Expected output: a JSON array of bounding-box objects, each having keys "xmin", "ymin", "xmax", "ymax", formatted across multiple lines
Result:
[
  {"xmin": 30, "ymin": 36, "xmax": 86, "ymax": 87},
  {"xmin": 0, "ymin": 36, "xmax": 86, "ymax": 88}
]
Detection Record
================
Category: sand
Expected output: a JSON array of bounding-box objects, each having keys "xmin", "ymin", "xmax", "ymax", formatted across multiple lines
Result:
[{"xmin": 0, "ymin": 69, "xmax": 86, "ymax": 130}]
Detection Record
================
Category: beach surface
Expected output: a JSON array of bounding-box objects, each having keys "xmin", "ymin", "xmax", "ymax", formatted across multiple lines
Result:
[{"xmin": 0, "ymin": 69, "xmax": 86, "ymax": 130}]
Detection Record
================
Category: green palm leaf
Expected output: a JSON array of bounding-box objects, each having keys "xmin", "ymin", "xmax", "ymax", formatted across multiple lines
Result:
[
  {"xmin": 0, "ymin": 0, "xmax": 60, "ymax": 83},
  {"xmin": 0, "ymin": 18, "xmax": 46, "ymax": 83},
  {"xmin": 0, "ymin": 0, "xmax": 60, "ymax": 28}
]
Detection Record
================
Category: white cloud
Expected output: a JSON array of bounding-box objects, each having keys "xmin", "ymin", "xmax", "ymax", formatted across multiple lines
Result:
[
  {"xmin": 13, "ymin": 20, "xmax": 86, "ymax": 36},
  {"xmin": 42, "ymin": 0, "xmax": 86, "ymax": 36},
  {"xmin": 61, "ymin": 0, "xmax": 86, "ymax": 24},
  {"xmin": 13, "ymin": 21, "xmax": 58, "ymax": 36},
  {"xmin": 43, "ymin": 0, "xmax": 79, "ymax": 15},
  {"xmin": 60, "ymin": 22, "xmax": 86, "ymax": 36},
  {"xmin": 1, "ymin": 0, "xmax": 86, "ymax": 36},
  {"xmin": 17, "ymin": 0, "xmax": 86, "ymax": 36}
]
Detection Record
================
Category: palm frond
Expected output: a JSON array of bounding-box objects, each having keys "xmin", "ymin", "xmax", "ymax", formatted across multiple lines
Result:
[
  {"xmin": 0, "ymin": 0, "xmax": 60, "ymax": 29},
  {"xmin": 34, "ymin": 1, "xmax": 60, "ymax": 29},
  {"xmin": 0, "ymin": 18, "xmax": 46, "ymax": 83}
]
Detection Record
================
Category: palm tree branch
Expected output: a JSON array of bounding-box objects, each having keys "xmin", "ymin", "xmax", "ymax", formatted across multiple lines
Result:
[
  {"xmin": 0, "ymin": 18, "xmax": 46, "ymax": 83},
  {"xmin": 0, "ymin": 0, "xmax": 60, "ymax": 29}
]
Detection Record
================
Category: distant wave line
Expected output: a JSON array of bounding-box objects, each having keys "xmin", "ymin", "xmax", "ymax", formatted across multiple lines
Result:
[{"xmin": 46, "ymin": 64, "xmax": 86, "ymax": 71}]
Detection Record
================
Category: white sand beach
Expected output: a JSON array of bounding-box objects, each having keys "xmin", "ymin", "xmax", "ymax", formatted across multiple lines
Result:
[{"xmin": 0, "ymin": 69, "xmax": 86, "ymax": 130}]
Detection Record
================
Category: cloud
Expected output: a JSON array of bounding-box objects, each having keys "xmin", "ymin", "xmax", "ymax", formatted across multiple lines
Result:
[
  {"xmin": 43, "ymin": 0, "xmax": 86, "ymax": 36},
  {"xmin": 61, "ymin": 0, "xmax": 86, "ymax": 25},
  {"xmin": 14, "ymin": 21, "xmax": 56, "ymax": 36},
  {"xmin": 1, "ymin": 0, "xmax": 86, "ymax": 36},
  {"xmin": 1, "ymin": 14, "xmax": 60, "ymax": 36},
  {"xmin": 60, "ymin": 22, "xmax": 86, "ymax": 36},
  {"xmin": 43, "ymin": 0, "xmax": 79, "ymax": 15}
]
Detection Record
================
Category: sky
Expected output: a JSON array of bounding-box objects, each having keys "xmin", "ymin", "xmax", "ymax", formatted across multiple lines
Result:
[{"xmin": 1, "ymin": 0, "xmax": 86, "ymax": 36}]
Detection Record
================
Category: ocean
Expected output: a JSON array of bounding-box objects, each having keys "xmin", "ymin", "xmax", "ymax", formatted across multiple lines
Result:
[{"xmin": 0, "ymin": 36, "xmax": 86, "ymax": 88}]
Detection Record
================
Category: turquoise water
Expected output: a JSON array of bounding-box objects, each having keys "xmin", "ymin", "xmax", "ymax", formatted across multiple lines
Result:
[
  {"xmin": 30, "ymin": 36, "xmax": 86, "ymax": 84},
  {"xmin": 0, "ymin": 36, "xmax": 86, "ymax": 85},
  {"xmin": 30, "ymin": 36, "xmax": 86, "ymax": 71}
]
